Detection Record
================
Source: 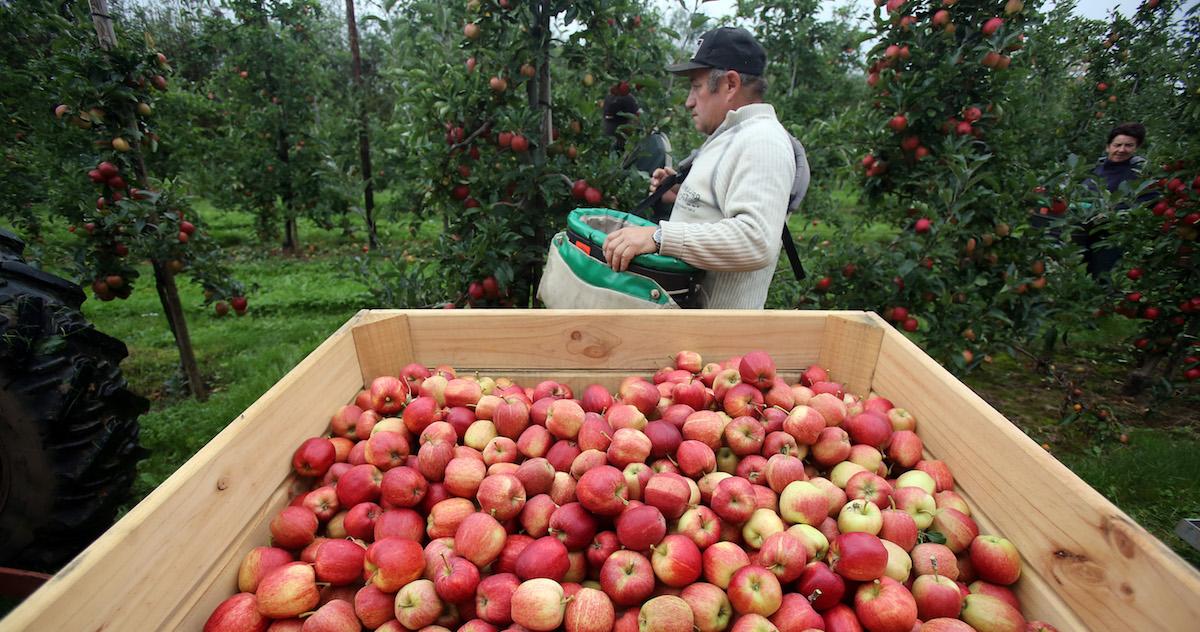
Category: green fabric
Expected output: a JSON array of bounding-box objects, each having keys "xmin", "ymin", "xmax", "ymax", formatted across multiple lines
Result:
[
  {"xmin": 555, "ymin": 233, "xmax": 672, "ymax": 305},
  {"xmin": 567, "ymin": 208, "xmax": 700, "ymax": 274}
]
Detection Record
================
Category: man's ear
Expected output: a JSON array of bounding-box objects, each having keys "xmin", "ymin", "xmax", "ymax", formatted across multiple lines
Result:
[{"xmin": 723, "ymin": 70, "xmax": 742, "ymax": 98}]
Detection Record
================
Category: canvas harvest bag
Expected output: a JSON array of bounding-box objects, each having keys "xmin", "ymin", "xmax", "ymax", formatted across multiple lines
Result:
[{"xmin": 537, "ymin": 208, "xmax": 704, "ymax": 309}]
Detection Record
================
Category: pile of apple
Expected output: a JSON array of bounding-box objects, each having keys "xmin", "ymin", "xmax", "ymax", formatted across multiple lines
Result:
[{"xmin": 205, "ymin": 350, "xmax": 1059, "ymax": 632}]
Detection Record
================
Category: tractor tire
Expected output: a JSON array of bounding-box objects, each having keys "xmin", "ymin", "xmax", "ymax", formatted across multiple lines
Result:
[{"xmin": 0, "ymin": 228, "xmax": 148, "ymax": 572}]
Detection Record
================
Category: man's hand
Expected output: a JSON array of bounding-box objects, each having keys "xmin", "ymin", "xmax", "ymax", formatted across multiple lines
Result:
[
  {"xmin": 650, "ymin": 167, "xmax": 680, "ymax": 205},
  {"xmin": 602, "ymin": 226, "xmax": 658, "ymax": 272}
]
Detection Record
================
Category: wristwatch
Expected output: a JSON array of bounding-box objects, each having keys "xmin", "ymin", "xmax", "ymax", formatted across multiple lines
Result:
[{"xmin": 652, "ymin": 227, "xmax": 662, "ymax": 252}]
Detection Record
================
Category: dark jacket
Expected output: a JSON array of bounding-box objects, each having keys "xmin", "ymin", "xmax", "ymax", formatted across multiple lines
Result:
[{"xmin": 1093, "ymin": 154, "xmax": 1147, "ymax": 193}]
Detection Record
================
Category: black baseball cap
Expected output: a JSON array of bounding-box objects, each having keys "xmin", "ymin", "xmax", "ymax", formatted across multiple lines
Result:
[{"xmin": 666, "ymin": 27, "xmax": 767, "ymax": 76}]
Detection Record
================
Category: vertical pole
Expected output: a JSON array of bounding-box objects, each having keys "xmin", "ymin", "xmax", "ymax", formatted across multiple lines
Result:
[{"xmin": 345, "ymin": 0, "xmax": 377, "ymax": 248}]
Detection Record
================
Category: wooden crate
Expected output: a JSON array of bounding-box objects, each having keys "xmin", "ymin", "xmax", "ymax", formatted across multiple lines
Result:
[{"xmin": 4, "ymin": 310, "xmax": 1198, "ymax": 631}]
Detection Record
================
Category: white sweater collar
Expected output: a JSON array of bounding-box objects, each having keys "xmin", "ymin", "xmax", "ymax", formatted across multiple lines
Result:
[{"xmin": 712, "ymin": 103, "xmax": 777, "ymax": 137}]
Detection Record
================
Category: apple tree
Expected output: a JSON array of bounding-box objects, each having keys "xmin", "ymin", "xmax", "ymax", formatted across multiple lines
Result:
[
  {"xmin": 784, "ymin": 0, "xmax": 1100, "ymax": 372},
  {"xmin": 362, "ymin": 0, "xmax": 684, "ymax": 307},
  {"xmin": 194, "ymin": 0, "xmax": 356, "ymax": 252},
  {"xmin": 37, "ymin": 0, "xmax": 248, "ymax": 399}
]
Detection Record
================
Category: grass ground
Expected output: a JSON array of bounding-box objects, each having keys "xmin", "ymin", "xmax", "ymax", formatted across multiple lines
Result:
[{"xmin": 20, "ymin": 200, "xmax": 1200, "ymax": 570}]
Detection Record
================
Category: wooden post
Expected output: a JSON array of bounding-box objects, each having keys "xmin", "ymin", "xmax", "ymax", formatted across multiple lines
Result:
[
  {"xmin": 345, "ymin": 0, "xmax": 377, "ymax": 248},
  {"xmin": 87, "ymin": 0, "xmax": 208, "ymax": 400},
  {"xmin": 88, "ymin": 0, "xmax": 116, "ymax": 50}
]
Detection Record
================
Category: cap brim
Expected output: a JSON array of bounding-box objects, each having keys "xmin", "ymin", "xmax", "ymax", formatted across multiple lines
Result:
[{"xmin": 665, "ymin": 60, "xmax": 710, "ymax": 74}]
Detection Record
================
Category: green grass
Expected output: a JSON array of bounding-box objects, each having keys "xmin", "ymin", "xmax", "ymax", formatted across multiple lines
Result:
[{"xmin": 46, "ymin": 205, "xmax": 381, "ymax": 509}]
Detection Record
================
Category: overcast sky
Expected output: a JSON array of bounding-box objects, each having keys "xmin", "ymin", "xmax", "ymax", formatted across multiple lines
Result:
[{"xmin": 674, "ymin": 0, "xmax": 1146, "ymax": 22}]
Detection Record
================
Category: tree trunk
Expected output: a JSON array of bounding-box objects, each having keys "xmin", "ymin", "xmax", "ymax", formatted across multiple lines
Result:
[
  {"xmin": 345, "ymin": 0, "xmax": 377, "ymax": 248},
  {"xmin": 89, "ymin": 0, "xmax": 208, "ymax": 400},
  {"xmin": 152, "ymin": 261, "xmax": 207, "ymax": 400},
  {"xmin": 273, "ymin": 92, "xmax": 298, "ymax": 253}
]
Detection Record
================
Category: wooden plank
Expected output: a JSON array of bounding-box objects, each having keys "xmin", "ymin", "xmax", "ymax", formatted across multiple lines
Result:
[
  {"xmin": 352, "ymin": 312, "xmax": 413, "ymax": 383},
  {"xmin": 2, "ymin": 312, "xmax": 369, "ymax": 631},
  {"xmin": 871, "ymin": 326, "xmax": 1200, "ymax": 630},
  {"xmin": 817, "ymin": 312, "xmax": 886, "ymax": 397},
  {"xmin": 355, "ymin": 309, "xmax": 864, "ymax": 381}
]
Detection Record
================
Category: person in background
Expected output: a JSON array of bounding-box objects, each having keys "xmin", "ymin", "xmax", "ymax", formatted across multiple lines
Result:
[
  {"xmin": 1079, "ymin": 122, "xmax": 1148, "ymax": 279},
  {"xmin": 600, "ymin": 27, "xmax": 807, "ymax": 309},
  {"xmin": 602, "ymin": 94, "xmax": 674, "ymax": 221}
]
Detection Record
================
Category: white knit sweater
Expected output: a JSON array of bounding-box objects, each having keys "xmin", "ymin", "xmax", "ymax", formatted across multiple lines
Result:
[{"xmin": 658, "ymin": 103, "xmax": 796, "ymax": 309}]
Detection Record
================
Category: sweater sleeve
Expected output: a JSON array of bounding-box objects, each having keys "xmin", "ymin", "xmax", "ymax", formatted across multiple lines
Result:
[{"xmin": 658, "ymin": 129, "xmax": 794, "ymax": 272}]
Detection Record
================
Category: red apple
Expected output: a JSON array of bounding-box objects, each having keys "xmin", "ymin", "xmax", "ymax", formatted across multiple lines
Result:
[
  {"xmin": 393, "ymin": 578, "xmax": 443, "ymax": 629},
  {"xmin": 879, "ymin": 508, "xmax": 919, "ymax": 551},
  {"xmin": 204, "ymin": 593, "xmax": 268, "ymax": 632},
  {"xmin": 828, "ymin": 532, "xmax": 888, "ymax": 581},
  {"xmin": 515, "ymin": 535, "xmax": 570, "ymax": 581},
  {"xmin": 912, "ymin": 573, "xmax": 964, "ymax": 621},
  {"xmin": 617, "ymin": 503, "xmax": 667, "ymax": 551},
  {"xmin": 854, "ymin": 576, "xmax": 917, "ymax": 632},
  {"xmin": 644, "ymin": 472, "xmax": 692, "ymax": 519},
  {"xmin": 969, "ymin": 535, "xmax": 1022, "ymax": 585},
  {"xmin": 711, "ymin": 476, "xmax": 757, "ymax": 525},
  {"xmin": 364, "ymin": 537, "xmax": 425, "ymax": 592},
  {"xmin": 796, "ymin": 561, "xmax": 845, "ymax": 611},
  {"xmin": 475, "ymin": 572, "xmax": 520, "ymax": 625},
  {"xmin": 727, "ymin": 565, "xmax": 783, "ymax": 617},
  {"xmin": 960, "ymin": 593, "xmax": 1026, "ymax": 632},
  {"xmin": 639, "ymin": 595, "xmax": 695, "ymax": 632},
  {"xmin": 768, "ymin": 593, "xmax": 823, "ymax": 631},
  {"xmin": 779, "ymin": 480, "xmax": 829, "ymax": 526},
  {"xmin": 511, "ymin": 578, "xmax": 566, "ymax": 631},
  {"xmin": 576, "ymin": 465, "xmax": 630, "ymax": 516},
  {"xmin": 380, "ymin": 465, "xmax": 427, "ymax": 508},
  {"xmin": 256, "ymin": 562, "xmax": 320, "ymax": 619},
  {"xmin": 336, "ymin": 463, "xmax": 383, "ymax": 507},
  {"xmin": 929, "ymin": 508, "xmax": 979, "ymax": 554},
  {"xmin": 844, "ymin": 412, "xmax": 893, "ymax": 450},
  {"xmin": 455, "ymin": 511, "xmax": 507, "ymax": 567},
  {"xmin": 754, "ymin": 531, "xmax": 808, "ymax": 583},
  {"xmin": 650, "ymin": 533, "xmax": 703, "ymax": 587},
  {"xmin": 369, "ymin": 375, "xmax": 409, "ymax": 415},
  {"xmin": 433, "ymin": 554, "xmax": 481, "ymax": 602},
  {"xmin": 702, "ymin": 541, "xmax": 751, "ymax": 589},
  {"xmin": 302, "ymin": 598, "xmax": 358, "ymax": 630},
  {"xmin": 292, "ymin": 437, "xmax": 337, "ymax": 478},
  {"xmin": 477, "ymin": 472, "xmax": 527, "ymax": 520},
  {"xmin": 599, "ymin": 549, "xmax": 656, "ymax": 607},
  {"xmin": 564, "ymin": 586, "xmax": 616, "ymax": 632},
  {"xmin": 270, "ymin": 506, "xmax": 318, "ymax": 550},
  {"xmin": 674, "ymin": 504, "xmax": 722, "ymax": 550},
  {"xmin": 911, "ymin": 543, "xmax": 959, "ymax": 580},
  {"xmin": 312, "ymin": 538, "xmax": 367, "ymax": 586},
  {"xmin": 548, "ymin": 501, "xmax": 599, "ymax": 550},
  {"xmin": 353, "ymin": 584, "xmax": 395, "ymax": 629},
  {"xmin": 237, "ymin": 546, "xmax": 293, "ymax": 593}
]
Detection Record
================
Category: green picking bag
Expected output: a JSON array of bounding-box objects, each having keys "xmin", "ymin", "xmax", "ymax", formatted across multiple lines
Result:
[{"xmin": 537, "ymin": 208, "xmax": 705, "ymax": 309}]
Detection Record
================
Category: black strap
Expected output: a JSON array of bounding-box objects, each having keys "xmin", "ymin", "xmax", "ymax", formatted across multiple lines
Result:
[
  {"xmin": 634, "ymin": 168, "xmax": 688, "ymax": 215},
  {"xmin": 780, "ymin": 224, "xmax": 806, "ymax": 280},
  {"xmin": 631, "ymin": 163, "xmax": 805, "ymax": 282}
]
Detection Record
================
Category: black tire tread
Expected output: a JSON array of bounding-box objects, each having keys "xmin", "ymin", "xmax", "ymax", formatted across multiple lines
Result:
[{"xmin": 0, "ymin": 229, "xmax": 147, "ymax": 572}]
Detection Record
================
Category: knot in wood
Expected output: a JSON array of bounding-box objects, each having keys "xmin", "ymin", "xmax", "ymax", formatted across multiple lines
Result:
[
  {"xmin": 565, "ymin": 329, "xmax": 615, "ymax": 359},
  {"xmin": 216, "ymin": 477, "xmax": 230, "ymax": 491},
  {"xmin": 1100, "ymin": 515, "xmax": 1138, "ymax": 559}
]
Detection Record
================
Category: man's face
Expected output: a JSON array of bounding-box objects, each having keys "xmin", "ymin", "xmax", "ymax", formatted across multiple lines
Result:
[
  {"xmin": 685, "ymin": 68, "xmax": 731, "ymax": 136},
  {"xmin": 1106, "ymin": 134, "xmax": 1139, "ymax": 163}
]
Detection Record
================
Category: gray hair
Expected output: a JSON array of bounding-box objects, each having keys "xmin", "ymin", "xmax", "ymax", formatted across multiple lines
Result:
[{"xmin": 706, "ymin": 68, "xmax": 768, "ymax": 99}]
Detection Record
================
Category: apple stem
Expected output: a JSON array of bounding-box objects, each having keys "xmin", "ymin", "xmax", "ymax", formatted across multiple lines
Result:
[{"xmin": 807, "ymin": 588, "xmax": 823, "ymax": 604}]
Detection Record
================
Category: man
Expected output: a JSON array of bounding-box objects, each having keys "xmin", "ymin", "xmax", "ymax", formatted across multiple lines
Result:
[{"xmin": 601, "ymin": 26, "xmax": 805, "ymax": 309}]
